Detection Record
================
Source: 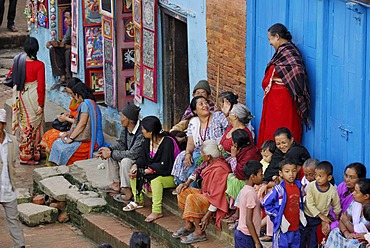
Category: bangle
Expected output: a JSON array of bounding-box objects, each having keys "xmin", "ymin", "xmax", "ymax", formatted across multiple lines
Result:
[
  {"xmin": 69, "ymin": 136, "xmax": 74, "ymax": 141},
  {"xmin": 342, "ymin": 229, "xmax": 349, "ymax": 235}
]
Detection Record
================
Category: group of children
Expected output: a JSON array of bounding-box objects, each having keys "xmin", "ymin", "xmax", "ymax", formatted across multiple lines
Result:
[{"xmin": 234, "ymin": 149, "xmax": 370, "ymax": 248}]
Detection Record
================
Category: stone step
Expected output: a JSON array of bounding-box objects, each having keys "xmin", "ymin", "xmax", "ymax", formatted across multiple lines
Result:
[
  {"xmin": 82, "ymin": 213, "xmax": 162, "ymax": 248},
  {"xmin": 18, "ymin": 203, "xmax": 58, "ymax": 226},
  {"xmin": 0, "ymin": 31, "xmax": 27, "ymax": 49},
  {"xmin": 4, "ymin": 98, "xmax": 68, "ymax": 134}
]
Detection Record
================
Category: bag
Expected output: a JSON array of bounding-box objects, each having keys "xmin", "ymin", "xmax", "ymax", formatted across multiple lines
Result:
[
  {"xmin": 52, "ymin": 118, "xmax": 72, "ymax": 131},
  {"xmin": 3, "ymin": 73, "xmax": 14, "ymax": 88},
  {"xmin": 69, "ymin": 117, "xmax": 91, "ymax": 142}
]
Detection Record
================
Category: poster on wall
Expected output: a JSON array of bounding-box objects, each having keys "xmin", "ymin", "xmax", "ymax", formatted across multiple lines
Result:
[
  {"xmin": 123, "ymin": 0, "xmax": 132, "ymax": 13},
  {"xmin": 58, "ymin": 4, "xmax": 69, "ymax": 41},
  {"xmin": 83, "ymin": 0, "xmax": 101, "ymax": 26},
  {"xmin": 71, "ymin": 0, "xmax": 78, "ymax": 73},
  {"xmin": 88, "ymin": 69, "xmax": 104, "ymax": 92},
  {"xmin": 99, "ymin": 0, "xmax": 113, "ymax": 17},
  {"xmin": 123, "ymin": 17, "xmax": 134, "ymax": 42},
  {"xmin": 84, "ymin": 26, "xmax": 103, "ymax": 68}
]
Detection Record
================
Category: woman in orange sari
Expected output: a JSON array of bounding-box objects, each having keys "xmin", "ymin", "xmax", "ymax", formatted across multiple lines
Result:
[{"xmin": 40, "ymin": 78, "xmax": 82, "ymax": 163}]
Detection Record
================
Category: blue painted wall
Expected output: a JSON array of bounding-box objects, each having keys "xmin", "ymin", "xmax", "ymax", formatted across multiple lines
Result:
[{"xmin": 246, "ymin": 0, "xmax": 370, "ymax": 181}]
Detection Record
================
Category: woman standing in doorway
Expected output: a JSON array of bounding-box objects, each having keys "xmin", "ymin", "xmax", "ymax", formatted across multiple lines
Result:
[{"xmin": 257, "ymin": 23, "xmax": 310, "ymax": 148}]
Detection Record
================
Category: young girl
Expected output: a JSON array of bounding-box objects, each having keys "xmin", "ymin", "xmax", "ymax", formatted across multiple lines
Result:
[{"xmin": 260, "ymin": 140, "xmax": 275, "ymax": 173}]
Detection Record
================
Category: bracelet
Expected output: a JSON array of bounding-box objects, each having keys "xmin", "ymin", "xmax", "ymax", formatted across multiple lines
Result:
[
  {"xmin": 69, "ymin": 136, "xmax": 74, "ymax": 141},
  {"xmin": 342, "ymin": 229, "xmax": 349, "ymax": 235}
]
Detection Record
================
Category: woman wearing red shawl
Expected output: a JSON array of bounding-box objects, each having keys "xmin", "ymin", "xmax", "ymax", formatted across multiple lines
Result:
[
  {"xmin": 172, "ymin": 140, "xmax": 231, "ymax": 244},
  {"xmin": 257, "ymin": 23, "xmax": 310, "ymax": 148}
]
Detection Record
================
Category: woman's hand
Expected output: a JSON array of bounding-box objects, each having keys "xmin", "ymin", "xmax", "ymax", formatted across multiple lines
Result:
[
  {"xmin": 128, "ymin": 165, "xmax": 138, "ymax": 179},
  {"xmin": 63, "ymin": 136, "xmax": 73, "ymax": 144},
  {"xmin": 35, "ymin": 106, "xmax": 43, "ymax": 115},
  {"xmin": 175, "ymin": 183, "xmax": 188, "ymax": 194},
  {"xmin": 221, "ymin": 98, "xmax": 232, "ymax": 116},
  {"xmin": 340, "ymin": 212, "xmax": 351, "ymax": 224},
  {"xmin": 57, "ymin": 113, "xmax": 69, "ymax": 122},
  {"xmin": 354, "ymin": 232, "xmax": 365, "ymax": 240},
  {"xmin": 200, "ymin": 211, "xmax": 213, "ymax": 232},
  {"xmin": 184, "ymin": 153, "xmax": 193, "ymax": 167}
]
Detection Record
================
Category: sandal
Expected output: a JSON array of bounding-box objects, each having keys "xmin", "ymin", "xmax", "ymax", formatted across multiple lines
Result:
[
  {"xmin": 113, "ymin": 194, "xmax": 131, "ymax": 203},
  {"xmin": 172, "ymin": 227, "xmax": 193, "ymax": 239},
  {"xmin": 180, "ymin": 233, "xmax": 207, "ymax": 244},
  {"xmin": 122, "ymin": 201, "xmax": 144, "ymax": 212},
  {"xmin": 98, "ymin": 185, "xmax": 120, "ymax": 193}
]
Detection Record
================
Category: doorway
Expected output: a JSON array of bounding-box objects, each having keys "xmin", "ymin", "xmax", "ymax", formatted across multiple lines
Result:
[{"xmin": 161, "ymin": 9, "xmax": 189, "ymax": 130}]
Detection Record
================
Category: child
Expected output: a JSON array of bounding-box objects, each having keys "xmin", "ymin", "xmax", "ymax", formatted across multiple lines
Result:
[
  {"xmin": 301, "ymin": 161, "xmax": 341, "ymax": 247},
  {"xmin": 262, "ymin": 158, "xmax": 306, "ymax": 248},
  {"xmin": 260, "ymin": 140, "xmax": 275, "ymax": 173},
  {"xmin": 301, "ymin": 158, "xmax": 319, "ymax": 196},
  {"xmin": 130, "ymin": 231, "xmax": 151, "ymax": 248},
  {"xmin": 234, "ymin": 160, "xmax": 263, "ymax": 248}
]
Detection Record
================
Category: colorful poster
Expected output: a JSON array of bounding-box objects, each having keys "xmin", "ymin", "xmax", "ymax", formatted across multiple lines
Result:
[
  {"xmin": 71, "ymin": 0, "xmax": 79, "ymax": 73},
  {"xmin": 84, "ymin": 26, "xmax": 103, "ymax": 68},
  {"xmin": 83, "ymin": 0, "xmax": 101, "ymax": 26}
]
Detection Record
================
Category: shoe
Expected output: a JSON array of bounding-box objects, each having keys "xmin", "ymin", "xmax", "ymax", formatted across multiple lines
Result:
[{"xmin": 7, "ymin": 25, "xmax": 18, "ymax": 32}]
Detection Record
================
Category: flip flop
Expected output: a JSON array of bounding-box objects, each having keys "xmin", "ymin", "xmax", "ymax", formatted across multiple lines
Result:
[
  {"xmin": 113, "ymin": 194, "xmax": 131, "ymax": 203},
  {"xmin": 172, "ymin": 227, "xmax": 193, "ymax": 239},
  {"xmin": 180, "ymin": 233, "xmax": 207, "ymax": 244},
  {"xmin": 98, "ymin": 185, "xmax": 120, "ymax": 193},
  {"xmin": 122, "ymin": 201, "xmax": 144, "ymax": 212}
]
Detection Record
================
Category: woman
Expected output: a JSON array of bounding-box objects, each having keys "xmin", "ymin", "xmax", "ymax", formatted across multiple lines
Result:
[
  {"xmin": 258, "ymin": 23, "xmax": 310, "ymax": 148},
  {"xmin": 171, "ymin": 96, "xmax": 228, "ymax": 185},
  {"xmin": 11, "ymin": 37, "xmax": 45, "ymax": 165},
  {"xmin": 330, "ymin": 163, "xmax": 367, "ymax": 229},
  {"xmin": 40, "ymin": 78, "xmax": 82, "ymax": 162},
  {"xmin": 325, "ymin": 179, "xmax": 370, "ymax": 247},
  {"xmin": 172, "ymin": 140, "xmax": 231, "ymax": 244},
  {"xmin": 225, "ymin": 129, "xmax": 261, "ymax": 202},
  {"xmin": 48, "ymin": 83, "xmax": 104, "ymax": 165},
  {"xmin": 259, "ymin": 127, "xmax": 310, "ymax": 195},
  {"xmin": 124, "ymin": 116, "xmax": 180, "ymax": 223},
  {"xmin": 219, "ymin": 103, "xmax": 255, "ymax": 157}
]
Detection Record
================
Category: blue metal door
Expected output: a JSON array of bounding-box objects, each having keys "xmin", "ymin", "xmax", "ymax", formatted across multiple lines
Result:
[{"xmin": 325, "ymin": 0, "xmax": 367, "ymax": 170}]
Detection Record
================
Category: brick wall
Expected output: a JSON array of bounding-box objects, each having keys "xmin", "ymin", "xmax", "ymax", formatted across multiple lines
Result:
[{"xmin": 206, "ymin": 0, "xmax": 246, "ymax": 105}]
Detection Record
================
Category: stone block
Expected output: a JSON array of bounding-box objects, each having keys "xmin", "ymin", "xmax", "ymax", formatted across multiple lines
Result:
[
  {"xmin": 18, "ymin": 203, "xmax": 58, "ymax": 226},
  {"xmin": 15, "ymin": 188, "xmax": 32, "ymax": 204},
  {"xmin": 66, "ymin": 189, "xmax": 99, "ymax": 203},
  {"xmin": 71, "ymin": 158, "xmax": 110, "ymax": 189},
  {"xmin": 33, "ymin": 166, "xmax": 70, "ymax": 184},
  {"xmin": 77, "ymin": 198, "xmax": 106, "ymax": 214},
  {"xmin": 39, "ymin": 176, "xmax": 72, "ymax": 201}
]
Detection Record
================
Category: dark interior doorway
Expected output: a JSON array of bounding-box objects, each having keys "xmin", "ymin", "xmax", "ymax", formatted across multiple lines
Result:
[{"xmin": 161, "ymin": 9, "xmax": 189, "ymax": 130}]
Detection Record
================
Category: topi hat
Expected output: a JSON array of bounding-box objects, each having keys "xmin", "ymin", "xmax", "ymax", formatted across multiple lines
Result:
[
  {"xmin": 193, "ymin": 80, "xmax": 211, "ymax": 95},
  {"xmin": 121, "ymin": 102, "xmax": 140, "ymax": 122},
  {"xmin": 0, "ymin": 109, "xmax": 6, "ymax": 123}
]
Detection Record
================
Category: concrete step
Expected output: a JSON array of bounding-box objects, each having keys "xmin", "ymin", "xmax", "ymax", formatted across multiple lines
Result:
[
  {"xmin": 0, "ymin": 30, "xmax": 27, "ymax": 49},
  {"xmin": 82, "ymin": 213, "xmax": 162, "ymax": 248},
  {"xmin": 18, "ymin": 203, "xmax": 58, "ymax": 226}
]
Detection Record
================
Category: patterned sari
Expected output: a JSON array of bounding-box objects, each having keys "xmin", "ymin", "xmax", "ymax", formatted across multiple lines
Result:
[{"xmin": 12, "ymin": 81, "xmax": 44, "ymax": 163}]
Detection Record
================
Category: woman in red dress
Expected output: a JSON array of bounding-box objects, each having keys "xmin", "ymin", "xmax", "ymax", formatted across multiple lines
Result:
[{"xmin": 257, "ymin": 23, "xmax": 310, "ymax": 148}]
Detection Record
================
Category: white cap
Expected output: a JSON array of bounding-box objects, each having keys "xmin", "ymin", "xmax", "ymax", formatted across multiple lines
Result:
[{"xmin": 0, "ymin": 109, "xmax": 6, "ymax": 123}]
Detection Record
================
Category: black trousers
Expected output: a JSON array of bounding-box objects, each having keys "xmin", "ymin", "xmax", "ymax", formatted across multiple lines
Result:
[
  {"xmin": 49, "ymin": 46, "xmax": 72, "ymax": 78},
  {"xmin": 0, "ymin": 0, "xmax": 17, "ymax": 27}
]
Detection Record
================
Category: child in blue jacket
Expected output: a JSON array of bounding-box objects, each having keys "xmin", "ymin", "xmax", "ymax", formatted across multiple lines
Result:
[{"xmin": 262, "ymin": 158, "xmax": 307, "ymax": 247}]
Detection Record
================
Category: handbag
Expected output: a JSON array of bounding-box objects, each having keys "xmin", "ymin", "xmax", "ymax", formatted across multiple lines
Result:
[
  {"xmin": 69, "ymin": 117, "xmax": 91, "ymax": 142},
  {"xmin": 3, "ymin": 73, "xmax": 14, "ymax": 88},
  {"xmin": 52, "ymin": 118, "xmax": 72, "ymax": 131}
]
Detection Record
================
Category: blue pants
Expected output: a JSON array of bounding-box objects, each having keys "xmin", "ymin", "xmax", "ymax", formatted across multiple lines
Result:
[
  {"xmin": 274, "ymin": 230, "xmax": 300, "ymax": 248},
  {"xmin": 234, "ymin": 230, "xmax": 256, "ymax": 248},
  {"xmin": 300, "ymin": 215, "xmax": 321, "ymax": 248}
]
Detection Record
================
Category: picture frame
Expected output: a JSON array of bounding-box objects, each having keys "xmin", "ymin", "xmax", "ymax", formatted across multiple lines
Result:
[
  {"xmin": 122, "ymin": 48, "xmax": 135, "ymax": 70},
  {"xmin": 84, "ymin": 26, "xmax": 103, "ymax": 68},
  {"xmin": 100, "ymin": 0, "xmax": 113, "ymax": 18},
  {"xmin": 102, "ymin": 18, "xmax": 113, "ymax": 39},
  {"xmin": 123, "ymin": 16, "xmax": 134, "ymax": 42},
  {"xmin": 123, "ymin": 0, "xmax": 133, "ymax": 13},
  {"xmin": 82, "ymin": 0, "xmax": 101, "ymax": 26},
  {"xmin": 133, "ymin": 0, "xmax": 141, "ymax": 26},
  {"xmin": 124, "ymin": 75, "xmax": 135, "ymax": 96},
  {"xmin": 57, "ymin": 4, "xmax": 70, "ymax": 41},
  {"xmin": 88, "ymin": 69, "xmax": 104, "ymax": 92}
]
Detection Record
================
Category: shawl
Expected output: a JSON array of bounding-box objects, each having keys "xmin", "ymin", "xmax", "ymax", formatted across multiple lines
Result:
[
  {"xmin": 69, "ymin": 99, "xmax": 80, "ymax": 118},
  {"xmin": 268, "ymin": 42, "xmax": 310, "ymax": 128},
  {"xmin": 201, "ymin": 157, "xmax": 231, "ymax": 229},
  {"xmin": 234, "ymin": 144, "xmax": 262, "ymax": 180},
  {"xmin": 12, "ymin": 53, "xmax": 27, "ymax": 91}
]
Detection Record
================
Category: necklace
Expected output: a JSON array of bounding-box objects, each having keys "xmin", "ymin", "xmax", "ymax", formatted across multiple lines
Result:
[{"xmin": 199, "ymin": 115, "xmax": 210, "ymax": 142}]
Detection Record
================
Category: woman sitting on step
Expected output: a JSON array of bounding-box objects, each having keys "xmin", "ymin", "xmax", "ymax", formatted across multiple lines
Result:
[
  {"xmin": 40, "ymin": 78, "xmax": 82, "ymax": 165},
  {"xmin": 172, "ymin": 140, "xmax": 231, "ymax": 244},
  {"xmin": 48, "ymin": 82, "xmax": 105, "ymax": 165},
  {"xmin": 124, "ymin": 116, "xmax": 180, "ymax": 222}
]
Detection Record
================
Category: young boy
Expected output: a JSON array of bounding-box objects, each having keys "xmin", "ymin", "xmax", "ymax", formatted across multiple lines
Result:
[
  {"xmin": 262, "ymin": 158, "xmax": 306, "ymax": 248},
  {"xmin": 301, "ymin": 158, "xmax": 319, "ymax": 197},
  {"xmin": 234, "ymin": 160, "xmax": 263, "ymax": 248},
  {"xmin": 260, "ymin": 140, "xmax": 275, "ymax": 173},
  {"xmin": 301, "ymin": 161, "xmax": 341, "ymax": 247}
]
